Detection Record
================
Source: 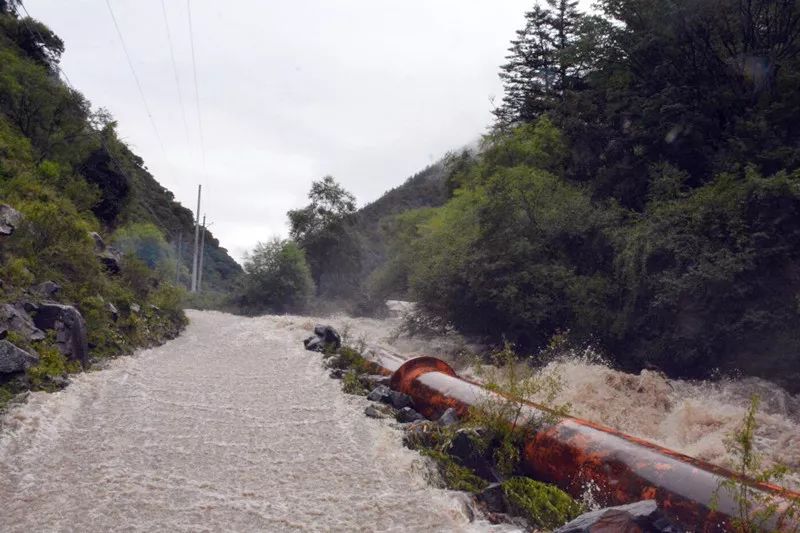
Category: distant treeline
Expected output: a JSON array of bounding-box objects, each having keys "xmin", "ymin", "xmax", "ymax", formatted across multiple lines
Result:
[{"xmin": 261, "ymin": 0, "xmax": 800, "ymax": 390}]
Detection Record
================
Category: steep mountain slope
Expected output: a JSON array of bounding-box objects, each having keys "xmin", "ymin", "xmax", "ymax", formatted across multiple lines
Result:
[
  {"xmin": 0, "ymin": 7, "xmax": 240, "ymax": 292},
  {"xmin": 354, "ymin": 162, "xmax": 449, "ymax": 277},
  {"xmin": 0, "ymin": 5, "xmax": 239, "ymax": 401}
]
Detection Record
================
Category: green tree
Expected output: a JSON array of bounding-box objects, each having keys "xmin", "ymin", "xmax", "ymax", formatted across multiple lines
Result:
[
  {"xmin": 288, "ymin": 176, "xmax": 360, "ymax": 298},
  {"xmin": 288, "ymin": 175, "xmax": 356, "ymax": 243},
  {"xmin": 493, "ymin": 0, "xmax": 587, "ymax": 126},
  {"xmin": 238, "ymin": 238, "xmax": 315, "ymax": 314}
]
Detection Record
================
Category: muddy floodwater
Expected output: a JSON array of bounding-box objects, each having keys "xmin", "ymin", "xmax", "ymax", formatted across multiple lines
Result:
[
  {"xmin": 0, "ymin": 311, "xmax": 512, "ymax": 532},
  {"xmin": 3, "ymin": 309, "xmax": 799, "ymax": 532}
]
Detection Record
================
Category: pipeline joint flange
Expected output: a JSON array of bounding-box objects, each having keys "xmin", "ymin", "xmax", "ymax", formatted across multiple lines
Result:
[{"xmin": 390, "ymin": 356, "xmax": 457, "ymax": 394}]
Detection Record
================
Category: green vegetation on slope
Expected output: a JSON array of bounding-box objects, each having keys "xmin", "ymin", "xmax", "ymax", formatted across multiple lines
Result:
[
  {"xmin": 290, "ymin": 0, "xmax": 800, "ymax": 391},
  {"xmin": 0, "ymin": 4, "xmax": 239, "ymax": 394}
]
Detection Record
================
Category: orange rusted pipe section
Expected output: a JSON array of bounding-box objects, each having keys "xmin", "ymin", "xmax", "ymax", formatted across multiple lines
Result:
[{"xmin": 362, "ymin": 352, "xmax": 800, "ymax": 532}]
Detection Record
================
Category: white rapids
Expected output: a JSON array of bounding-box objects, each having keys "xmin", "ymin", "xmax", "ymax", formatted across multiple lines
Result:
[{"xmin": 0, "ymin": 311, "xmax": 514, "ymax": 533}]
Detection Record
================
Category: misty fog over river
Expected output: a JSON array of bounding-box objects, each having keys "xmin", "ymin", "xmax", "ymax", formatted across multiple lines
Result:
[{"xmin": 2, "ymin": 310, "xmax": 799, "ymax": 531}]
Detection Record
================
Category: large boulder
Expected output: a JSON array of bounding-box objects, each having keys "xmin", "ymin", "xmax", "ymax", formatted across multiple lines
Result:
[
  {"xmin": 476, "ymin": 483, "xmax": 510, "ymax": 515},
  {"xmin": 0, "ymin": 303, "xmax": 45, "ymax": 342},
  {"xmin": 107, "ymin": 302, "xmax": 119, "ymax": 322},
  {"xmin": 314, "ymin": 324, "xmax": 341, "ymax": 346},
  {"xmin": 554, "ymin": 500, "xmax": 680, "ymax": 533},
  {"xmin": 89, "ymin": 231, "xmax": 122, "ymax": 273},
  {"xmin": 89, "ymin": 231, "xmax": 105, "ymax": 252},
  {"xmin": 32, "ymin": 303, "xmax": 89, "ymax": 367},
  {"xmin": 32, "ymin": 281, "xmax": 61, "ymax": 298},
  {"xmin": 389, "ymin": 390, "xmax": 413, "ymax": 409},
  {"xmin": 396, "ymin": 407, "xmax": 425, "ymax": 423},
  {"xmin": 437, "ymin": 407, "xmax": 460, "ymax": 427},
  {"xmin": 0, "ymin": 204, "xmax": 22, "ymax": 236},
  {"xmin": 367, "ymin": 384, "xmax": 392, "ymax": 402},
  {"xmin": 448, "ymin": 427, "xmax": 497, "ymax": 481},
  {"xmin": 303, "ymin": 325, "xmax": 342, "ymax": 352},
  {"xmin": 0, "ymin": 340, "xmax": 39, "ymax": 374},
  {"xmin": 99, "ymin": 247, "xmax": 122, "ymax": 274}
]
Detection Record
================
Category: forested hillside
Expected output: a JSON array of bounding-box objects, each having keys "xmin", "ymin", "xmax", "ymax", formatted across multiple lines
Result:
[
  {"xmin": 291, "ymin": 0, "xmax": 800, "ymax": 391},
  {"xmin": 0, "ymin": 2, "xmax": 240, "ymax": 400}
]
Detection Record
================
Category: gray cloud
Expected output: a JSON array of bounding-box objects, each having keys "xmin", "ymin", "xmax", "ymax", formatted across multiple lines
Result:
[{"xmin": 24, "ymin": 0, "xmax": 550, "ymax": 261}]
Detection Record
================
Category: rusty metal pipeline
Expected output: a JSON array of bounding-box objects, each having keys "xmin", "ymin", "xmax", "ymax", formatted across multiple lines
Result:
[{"xmin": 361, "ymin": 350, "xmax": 800, "ymax": 531}]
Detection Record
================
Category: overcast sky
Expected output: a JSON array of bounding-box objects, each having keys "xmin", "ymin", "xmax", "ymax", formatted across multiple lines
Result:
[{"xmin": 24, "ymin": 0, "xmax": 550, "ymax": 261}]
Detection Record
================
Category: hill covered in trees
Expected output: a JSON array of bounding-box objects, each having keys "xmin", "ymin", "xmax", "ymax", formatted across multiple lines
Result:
[
  {"xmin": 285, "ymin": 0, "xmax": 800, "ymax": 391},
  {"xmin": 0, "ymin": 2, "xmax": 241, "ymax": 400}
]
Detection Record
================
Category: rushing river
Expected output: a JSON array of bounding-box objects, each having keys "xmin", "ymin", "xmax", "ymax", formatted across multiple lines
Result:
[
  {"xmin": 3, "ymin": 309, "xmax": 799, "ymax": 532},
  {"xmin": 0, "ymin": 311, "xmax": 512, "ymax": 532}
]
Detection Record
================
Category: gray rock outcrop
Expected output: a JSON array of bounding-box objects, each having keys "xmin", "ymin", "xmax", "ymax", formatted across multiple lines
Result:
[
  {"xmin": 0, "ymin": 204, "xmax": 22, "ymax": 236},
  {"xmin": 0, "ymin": 303, "xmax": 45, "ymax": 342},
  {"xmin": 437, "ymin": 407, "xmax": 460, "ymax": 427},
  {"xmin": 89, "ymin": 231, "xmax": 122, "ymax": 273},
  {"xmin": 0, "ymin": 340, "xmax": 39, "ymax": 374},
  {"xmin": 32, "ymin": 281, "xmax": 61, "ymax": 298},
  {"xmin": 396, "ymin": 407, "xmax": 425, "ymax": 423},
  {"xmin": 303, "ymin": 325, "xmax": 342, "ymax": 352},
  {"xmin": 554, "ymin": 500, "xmax": 680, "ymax": 533},
  {"xmin": 32, "ymin": 303, "xmax": 89, "ymax": 367},
  {"xmin": 367, "ymin": 384, "xmax": 392, "ymax": 402}
]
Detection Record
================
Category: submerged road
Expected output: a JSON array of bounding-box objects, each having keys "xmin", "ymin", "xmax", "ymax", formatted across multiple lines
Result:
[{"xmin": 0, "ymin": 311, "xmax": 504, "ymax": 532}]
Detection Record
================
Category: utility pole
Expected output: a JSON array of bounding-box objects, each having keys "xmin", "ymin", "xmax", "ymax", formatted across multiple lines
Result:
[
  {"xmin": 175, "ymin": 232, "xmax": 182, "ymax": 285},
  {"xmin": 191, "ymin": 184, "xmax": 201, "ymax": 292},
  {"xmin": 198, "ymin": 215, "xmax": 207, "ymax": 292}
]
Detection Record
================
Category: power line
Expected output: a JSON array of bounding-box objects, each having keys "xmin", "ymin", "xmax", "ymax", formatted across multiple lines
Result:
[
  {"xmin": 17, "ymin": 1, "xmax": 203, "ymax": 287},
  {"xmin": 14, "ymin": 1, "xmax": 174, "ymax": 252},
  {"xmin": 186, "ymin": 0, "xmax": 207, "ymax": 171},
  {"xmin": 104, "ymin": 0, "xmax": 166, "ymax": 156},
  {"xmin": 160, "ymin": 0, "xmax": 191, "ymax": 147}
]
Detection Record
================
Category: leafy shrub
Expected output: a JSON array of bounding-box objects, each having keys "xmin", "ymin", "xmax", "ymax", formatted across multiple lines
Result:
[
  {"xmin": 237, "ymin": 238, "xmax": 315, "ymax": 314},
  {"xmin": 113, "ymin": 222, "xmax": 175, "ymax": 274},
  {"xmin": 0, "ymin": 256, "xmax": 34, "ymax": 286},
  {"xmin": 341, "ymin": 370, "xmax": 367, "ymax": 395},
  {"xmin": 615, "ymin": 168, "xmax": 800, "ymax": 380},
  {"xmin": 713, "ymin": 395, "xmax": 800, "ymax": 532},
  {"xmin": 324, "ymin": 345, "xmax": 369, "ymax": 373},
  {"xmin": 26, "ymin": 336, "xmax": 79, "ymax": 391},
  {"xmin": 0, "ymin": 385, "xmax": 13, "ymax": 410},
  {"xmin": 467, "ymin": 342, "xmax": 568, "ymax": 476}
]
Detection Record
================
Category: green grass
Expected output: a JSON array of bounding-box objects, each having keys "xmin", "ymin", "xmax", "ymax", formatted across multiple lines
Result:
[
  {"xmin": 420, "ymin": 448, "xmax": 489, "ymax": 493},
  {"xmin": 341, "ymin": 369, "xmax": 368, "ymax": 395},
  {"xmin": 501, "ymin": 476, "xmax": 583, "ymax": 529}
]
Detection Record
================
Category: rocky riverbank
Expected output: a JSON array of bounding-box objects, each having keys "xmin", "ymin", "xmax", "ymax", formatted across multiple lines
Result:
[{"xmin": 0, "ymin": 204, "xmax": 186, "ymax": 411}]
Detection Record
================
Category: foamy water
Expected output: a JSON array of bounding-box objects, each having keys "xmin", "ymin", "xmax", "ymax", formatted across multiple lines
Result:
[
  {"xmin": 459, "ymin": 347, "xmax": 800, "ymax": 492},
  {"xmin": 0, "ymin": 311, "xmax": 515, "ymax": 532},
  {"xmin": 531, "ymin": 354, "xmax": 800, "ymax": 489},
  {"xmin": 3, "ymin": 309, "xmax": 798, "ymax": 531}
]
